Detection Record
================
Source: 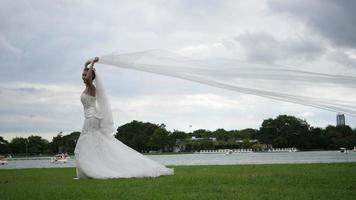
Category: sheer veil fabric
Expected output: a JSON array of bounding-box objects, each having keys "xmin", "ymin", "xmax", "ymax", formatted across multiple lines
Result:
[
  {"xmin": 74, "ymin": 70, "xmax": 174, "ymax": 179},
  {"xmin": 94, "ymin": 73, "xmax": 115, "ymax": 136},
  {"xmin": 99, "ymin": 50, "xmax": 356, "ymax": 116}
]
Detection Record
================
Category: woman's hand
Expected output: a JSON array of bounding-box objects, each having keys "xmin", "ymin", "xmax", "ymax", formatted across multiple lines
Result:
[
  {"xmin": 84, "ymin": 60, "xmax": 91, "ymax": 68},
  {"xmin": 84, "ymin": 57, "xmax": 99, "ymax": 68}
]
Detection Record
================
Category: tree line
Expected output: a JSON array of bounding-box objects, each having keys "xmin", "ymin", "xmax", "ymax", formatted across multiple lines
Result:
[
  {"xmin": 1, "ymin": 115, "xmax": 356, "ymax": 156},
  {"xmin": 0, "ymin": 132, "xmax": 80, "ymax": 156}
]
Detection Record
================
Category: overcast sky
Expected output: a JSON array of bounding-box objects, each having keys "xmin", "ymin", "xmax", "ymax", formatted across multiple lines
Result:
[{"xmin": 1, "ymin": 0, "xmax": 356, "ymax": 141}]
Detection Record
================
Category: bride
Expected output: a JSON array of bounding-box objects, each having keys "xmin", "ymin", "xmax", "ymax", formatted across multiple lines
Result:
[{"xmin": 74, "ymin": 57, "xmax": 174, "ymax": 179}]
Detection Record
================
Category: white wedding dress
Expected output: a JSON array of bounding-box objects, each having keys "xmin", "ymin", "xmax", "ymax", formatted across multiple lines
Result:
[{"xmin": 74, "ymin": 75, "xmax": 174, "ymax": 179}]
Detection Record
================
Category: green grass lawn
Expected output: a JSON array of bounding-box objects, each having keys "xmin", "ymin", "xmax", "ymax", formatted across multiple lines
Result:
[{"xmin": 0, "ymin": 163, "xmax": 355, "ymax": 200}]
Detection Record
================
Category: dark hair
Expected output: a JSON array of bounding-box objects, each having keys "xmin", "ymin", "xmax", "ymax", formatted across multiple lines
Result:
[{"xmin": 83, "ymin": 68, "xmax": 96, "ymax": 80}]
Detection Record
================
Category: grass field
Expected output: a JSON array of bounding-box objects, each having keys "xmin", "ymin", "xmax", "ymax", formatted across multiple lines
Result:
[{"xmin": 0, "ymin": 163, "xmax": 355, "ymax": 200}]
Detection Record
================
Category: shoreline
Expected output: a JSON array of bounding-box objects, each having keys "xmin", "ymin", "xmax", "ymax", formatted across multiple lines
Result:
[{"xmin": 4, "ymin": 149, "xmax": 350, "ymax": 158}]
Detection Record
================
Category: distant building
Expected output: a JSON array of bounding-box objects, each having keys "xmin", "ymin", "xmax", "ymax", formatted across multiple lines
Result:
[{"xmin": 336, "ymin": 113, "xmax": 345, "ymax": 126}]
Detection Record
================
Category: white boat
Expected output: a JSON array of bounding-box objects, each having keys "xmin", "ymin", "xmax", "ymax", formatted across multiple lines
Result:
[
  {"xmin": 339, "ymin": 148, "xmax": 348, "ymax": 153},
  {"xmin": 0, "ymin": 155, "xmax": 7, "ymax": 165},
  {"xmin": 50, "ymin": 153, "xmax": 69, "ymax": 163},
  {"xmin": 225, "ymin": 150, "xmax": 233, "ymax": 155}
]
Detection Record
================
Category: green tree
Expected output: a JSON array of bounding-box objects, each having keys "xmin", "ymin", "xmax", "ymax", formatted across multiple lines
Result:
[
  {"xmin": 115, "ymin": 120, "xmax": 161, "ymax": 152},
  {"xmin": 273, "ymin": 136, "xmax": 288, "ymax": 147},
  {"xmin": 259, "ymin": 115, "xmax": 311, "ymax": 149},
  {"xmin": 0, "ymin": 136, "xmax": 10, "ymax": 155},
  {"xmin": 27, "ymin": 135, "xmax": 49, "ymax": 155},
  {"xmin": 166, "ymin": 130, "xmax": 188, "ymax": 150},
  {"xmin": 237, "ymin": 128, "xmax": 258, "ymax": 140},
  {"xmin": 309, "ymin": 127, "xmax": 327, "ymax": 150},
  {"xmin": 190, "ymin": 129, "xmax": 212, "ymax": 138},
  {"xmin": 49, "ymin": 132, "xmax": 81, "ymax": 154},
  {"xmin": 9, "ymin": 137, "xmax": 28, "ymax": 154},
  {"xmin": 62, "ymin": 132, "xmax": 80, "ymax": 154},
  {"xmin": 50, "ymin": 133, "xmax": 64, "ymax": 153},
  {"xmin": 169, "ymin": 130, "xmax": 188, "ymax": 140},
  {"xmin": 199, "ymin": 138, "xmax": 214, "ymax": 150},
  {"xmin": 148, "ymin": 128, "xmax": 169, "ymax": 151},
  {"xmin": 325, "ymin": 125, "xmax": 355, "ymax": 149},
  {"xmin": 213, "ymin": 129, "xmax": 231, "ymax": 141}
]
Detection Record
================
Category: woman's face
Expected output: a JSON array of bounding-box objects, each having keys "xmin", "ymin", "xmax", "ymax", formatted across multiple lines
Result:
[{"xmin": 82, "ymin": 70, "xmax": 88, "ymax": 84}]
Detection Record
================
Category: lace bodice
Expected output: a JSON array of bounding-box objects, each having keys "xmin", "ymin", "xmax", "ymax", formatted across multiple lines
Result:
[{"xmin": 80, "ymin": 92, "xmax": 101, "ymax": 119}]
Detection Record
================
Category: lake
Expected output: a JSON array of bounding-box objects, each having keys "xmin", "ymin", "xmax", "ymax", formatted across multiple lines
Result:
[{"xmin": 1, "ymin": 151, "xmax": 355, "ymax": 169}]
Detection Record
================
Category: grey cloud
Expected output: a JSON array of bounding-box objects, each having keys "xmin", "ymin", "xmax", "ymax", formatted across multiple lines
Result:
[
  {"xmin": 235, "ymin": 32, "xmax": 278, "ymax": 63},
  {"xmin": 235, "ymin": 31, "xmax": 325, "ymax": 63},
  {"xmin": 328, "ymin": 50, "xmax": 356, "ymax": 68},
  {"xmin": 268, "ymin": 0, "xmax": 356, "ymax": 48}
]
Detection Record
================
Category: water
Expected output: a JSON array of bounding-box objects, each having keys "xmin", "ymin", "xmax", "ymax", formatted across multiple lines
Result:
[{"xmin": 1, "ymin": 151, "xmax": 355, "ymax": 169}]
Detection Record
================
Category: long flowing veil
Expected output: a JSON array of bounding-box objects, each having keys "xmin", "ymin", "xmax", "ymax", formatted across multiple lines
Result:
[
  {"xmin": 99, "ymin": 50, "xmax": 356, "ymax": 116},
  {"xmin": 94, "ymin": 72, "xmax": 115, "ymax": 136}
]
